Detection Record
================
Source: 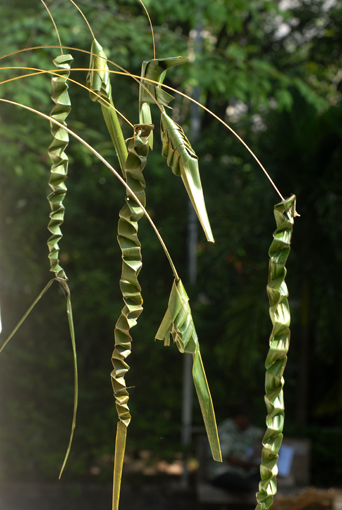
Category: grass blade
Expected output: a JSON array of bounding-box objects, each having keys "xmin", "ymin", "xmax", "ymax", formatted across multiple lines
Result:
[
  {"xmin": 87, "ymin": 39, "xmax": 128, "ymax": 176},
  {"xmin": 155, "ymin": 279, "xmax": 222, "ymax": 462},
  {"xmin": 0, "ymin": 279, "xmax": 55, "ymax": 353},
  {"xmin": 160, "ymin": 111, "xmax": 214, "ymax": 242},
  {"xmin": 58, "ymin": 279, "xmax": 78, "ymax": 479},
  {"xmin": 113, "ymin": 421, "xmax": 127, "ymax": 510},
  {"xmin": 47, "ymin": 53, "xmax": 73, "ymax": 279},
  {"xmin": 139, "ymin": 56, "xmax": 188, "ymax": 149},
  {"xmin": 138, "ymin": 57, "xmax": 213, "ymax": 242}
]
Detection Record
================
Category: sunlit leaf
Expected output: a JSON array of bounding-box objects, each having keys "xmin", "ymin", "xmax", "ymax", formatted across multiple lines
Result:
[
  {"xmin": 139, "ymin": 56, "xmax": 188, "ymax": 149},
  {"xmin": 156, "ymin": 278, "xmax": 222, "ymax": 462},
  {"xmin": 160, "ymin": 111, "xmax": 214, "ymax": 242},
  {"xmin": 87, "ymin": 38, "xmax": 128, "ymax": 176}
]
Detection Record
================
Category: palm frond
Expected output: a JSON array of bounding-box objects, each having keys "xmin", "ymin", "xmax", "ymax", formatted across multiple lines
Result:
[
  {"xmin": 156, "ymin": 278, "xmax": 222, "ymax": 462},
  {"xmin": 111, "ymin": 123, "xmax": 153, "ymax": 509},
  {"xmin": 256, "ymin": 195, "xmax": 296, "ymax": 510}
]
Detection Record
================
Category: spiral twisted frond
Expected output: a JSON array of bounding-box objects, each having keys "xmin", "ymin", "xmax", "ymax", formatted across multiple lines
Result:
[
  {"xmin": 111, "ymin": 124, "xmax": 153, "ymax": 510},
  {"xmin": 156, "ymin": 278, "xmax": 222, "ymax": 462},
  {"xmin": 46, "ymin": 52, "xmax": 78, "ymax": 479},
  {"xmin": 47, "ymin": 53, "xmax": 73, "ymax": 280},
  {"xmin": 256, "ymin": 195, "xmax": 296, "ymax": 510},
  {"xmin": 111, "ymin": 123, "xmax": 152, "ymax": 424}
]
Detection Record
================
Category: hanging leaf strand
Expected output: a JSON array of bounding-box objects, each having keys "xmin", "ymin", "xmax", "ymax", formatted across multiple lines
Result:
[
  {"xmin": 111, "ymin": 123, "xmax": 154, "ymax": 510},
  {"xmin": 256, "ymin": 194, "xmax": 296, "ymax": 510},
  {"xmin": 47, "ymin": 52, "xmax": 78, "ymax": 478},
  {"xmin": 47, "ymin": 53, "xmax": 73, "ymax": 280},
  {"xmin": 156, "ymin": 278, "xmax": 222, "ymax": 462}
]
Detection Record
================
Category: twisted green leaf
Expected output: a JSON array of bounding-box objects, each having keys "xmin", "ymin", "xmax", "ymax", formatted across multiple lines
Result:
[
  {"xmin": 256, "ymin": 195, "xmax": 296, "ymax": 510},
  {"xmin": 47, "ymin": 52, "xmax": 78, "ymax": 478},
  {"xmin": 155, "ymin": 278, "xmax": 222, "ymax": 462},
  {"xmin": 139, "ymin": 56, "xmax": 188, "ymax": 149},
  {"xmin": 138, "ymin": 57, "xmax": 213, "ymax": 243},
  {"xmin": 86, "ymin": 38, "xmax": 128, "ymax": 176},
  {"xmin": 47, "ymin": 53, "xmax": 73, "ymax": 280},
  {"xmin": 111, "ymin": 123, "xmax": 153, "ymax": 510},
  {"xmin": 160, "ymin": 111, "xmax": 214, "ymax": 242},
  {"xmin": 0, "ymin": 53, "xmax": 78, "ymax": 478}
]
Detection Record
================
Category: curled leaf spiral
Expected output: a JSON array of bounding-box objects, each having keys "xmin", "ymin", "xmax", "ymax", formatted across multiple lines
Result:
[
  {"xmin": 47, "ymin": 53, "xmax": 73, "ymax": 280},
  {"xmin": 256, "ymin": 195, "xmax": 296, "ymax": 510},
  {"xmin": 111, "ymin": 123, "xmax": 153, "ymax": 426},
  {"xmin": 46, "ymin": 53, "xmax": 78, "ymax": 478},
  {"xmin": 110, "ymin": 124, "xmax": 153, "ymax": 510}
]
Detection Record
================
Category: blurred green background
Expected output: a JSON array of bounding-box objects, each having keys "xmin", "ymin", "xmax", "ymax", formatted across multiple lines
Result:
[{"xmin": 1, "ymin": 0, "xmax": 342, "ymax": 487}]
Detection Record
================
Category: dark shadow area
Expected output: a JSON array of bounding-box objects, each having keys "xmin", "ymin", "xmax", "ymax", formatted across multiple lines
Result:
[{"xmin": 0, "ymin": 475, "xmax": 200, "ymax": 510}]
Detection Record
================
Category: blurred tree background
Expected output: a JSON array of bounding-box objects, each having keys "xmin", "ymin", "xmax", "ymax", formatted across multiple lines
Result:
[{"xmin": 1, "ymin": 0, "xmax": 342, "ymax": 486}]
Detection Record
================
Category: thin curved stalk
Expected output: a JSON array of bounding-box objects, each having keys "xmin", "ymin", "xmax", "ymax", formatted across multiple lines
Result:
[
  {"xmin": 0, "ymin": 279, "xmax": 55, "ymax": 354},
  {"xmin": 0, "ymin": 275, "xmax": 77, "ymax": 477},
  {"xmin": 0, "ymin": 46, "xmax": 290, "ymax": 203},
  {"xmin": 0, "ymin": 98, "xmax": 179, "ymax": 280},
  {"xmin": 0, "ymin": 66, "xmax": 133, "ymax": 129},
  {"xmin": 57, "ymin": 279, "xmax": 77, "ymax": 478},
  {"xmin": 256, "ymin": 195, "xmax": 296, "ymax": 510},
  {"xmin": 2, "ymin": 62, "xmax": 285, "ymax": 235},
  {"xmin": 138, "ymin": 0, "xmax": 156, "ymax": 60}
]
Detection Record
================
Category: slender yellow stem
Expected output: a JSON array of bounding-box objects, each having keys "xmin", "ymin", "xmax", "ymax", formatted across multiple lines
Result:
[
  {"xmin": 68, "ymin": 0, "xmax": 95, "ymax": 40},
  {"xmin": 0, "ymin": 45, "xmax": 286, "ymax": 201},
  {"xmin": 0, "ymin": 98, "xmax": 179, "ymax": 280},
  {"xmin": 40, "ymin": 0, "xmax": 63, "ymax": 55},
  {"xmin": 0, "ymin": 279, "xmax": 55, "ymax": 353},
  {"xmin": 139, "ymin": 0, "xmax": 156, "ymax": 60},
  {"xmin": 0, "ymin": 66, "xmax": 134, "ymax": 129}
]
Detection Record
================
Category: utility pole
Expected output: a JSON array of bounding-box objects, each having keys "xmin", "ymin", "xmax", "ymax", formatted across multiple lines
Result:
[{"xmin": 181, "ymin": 14, "xmax": 203, "ymax": 488}]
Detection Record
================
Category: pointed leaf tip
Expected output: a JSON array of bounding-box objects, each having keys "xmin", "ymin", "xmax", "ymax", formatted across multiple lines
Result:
[{"xmin": 160, "ymin": 112, "xmax": 214, "ymax": 242}]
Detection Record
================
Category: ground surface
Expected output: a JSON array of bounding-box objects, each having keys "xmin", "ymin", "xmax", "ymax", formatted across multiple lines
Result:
[
  {"xmin": 0, "ymin": 477, "xmax": 200, "ymax": 510},
  {"xmin": 1, "ymin": 476, "xmax": 341, "ymax": 510}
]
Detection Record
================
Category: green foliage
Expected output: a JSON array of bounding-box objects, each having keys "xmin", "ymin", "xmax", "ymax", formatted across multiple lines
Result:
[{"xmin": 0, "ymin": 0, "xmax": 342, "ymax": 490}]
